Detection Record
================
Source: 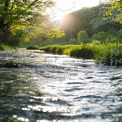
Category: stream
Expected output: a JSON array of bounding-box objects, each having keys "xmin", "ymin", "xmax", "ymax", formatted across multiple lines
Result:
[{"xmin": 0, "ymin": 49, "xmax": 122, "ymax": 122}]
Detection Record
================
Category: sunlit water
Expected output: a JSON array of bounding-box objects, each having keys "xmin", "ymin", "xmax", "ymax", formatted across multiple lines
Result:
[{"xmin": 0, "ymin": 49, "xmax": 122, "ymax": 122}]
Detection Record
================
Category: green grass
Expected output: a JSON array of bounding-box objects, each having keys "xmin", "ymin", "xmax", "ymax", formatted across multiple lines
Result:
[
  {"xmin": 41, "ymin": 43, "xmax": 122, "ymax": 66},
  {"xmin": 94, "ymin": 43, "xmax": 122, "ymax": 66},
  {"xmin": 69, "ymin": 44, "xmax": 94, "ymax": 59},
  {"xmin": 0, "ymin": 44, "xmax": 12, "ymax": 50},
  {"xmin": 39, "ymin": 38, "xmax": 79, "ymax": 46},
  {"xmin": 41, "ymin": 45, "xmax": 76, "ymax": 55}
]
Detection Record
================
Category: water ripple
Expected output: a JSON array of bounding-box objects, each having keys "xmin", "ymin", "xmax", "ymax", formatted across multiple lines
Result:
[{"xmin": 0, "ymin": 50, "xmax": 122, "ymax": 122}]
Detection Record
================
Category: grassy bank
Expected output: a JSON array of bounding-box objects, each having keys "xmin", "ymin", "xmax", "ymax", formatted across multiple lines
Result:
[
  {"xmin": 0, "ymin": 45, "xmax": 13, "ymax": 50},
  {"xmin": 41, "ymin": 43, "xmax": 122, "ymax": 66}
]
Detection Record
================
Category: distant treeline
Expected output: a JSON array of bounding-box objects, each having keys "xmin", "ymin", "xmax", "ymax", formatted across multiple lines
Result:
[{"xmin": 58, "ymin": 4, "xmax": 122, "ymax": 44}]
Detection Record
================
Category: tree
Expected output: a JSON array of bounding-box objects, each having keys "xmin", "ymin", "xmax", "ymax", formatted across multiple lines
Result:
[
  {"xmin": 105, "ymin": 0, "xmax": 122, "ymax": 24},
  {"xmin": 92, "ymin": 31, "xmax": 107, "ymax": 42},
  {"xmin": 77, "ymin": 30, "xmax": 88, "ymax": 43},
  {"xmin": 17, "ymin": 15, "xmax": 65, "ymax": 46},
  {"xmin": 89, "ymin": 4, "xmax": 110, "ymax": 30},
  {"xmin": 46, "ymin": 28, "xmax": 65, "ymax": 39},
  {"xmin": 60, "ymin": 5, "xmax": 111, "ymax": 40},
  {"xmin": 116, "ymin": 29, "xmax": 122, "ymax": 42},
  {"xmin": 0, "ymin": 0, "xmax": 54, "ymax": 43}
]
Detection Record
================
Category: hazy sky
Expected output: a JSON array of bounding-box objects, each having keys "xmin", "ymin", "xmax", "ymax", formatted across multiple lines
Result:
[
  {"xmin": 47, "ymin": 0, "xmax": 108, "ymax": 21},
  {"xmin": 53, "ymin": 0, "xmax": 108, "ymax": 11}
]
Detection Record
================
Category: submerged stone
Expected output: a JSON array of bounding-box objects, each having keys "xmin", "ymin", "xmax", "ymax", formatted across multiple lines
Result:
[{"xmin": 0, "ymin": 62, "xmax": 24, "ymax": 68}]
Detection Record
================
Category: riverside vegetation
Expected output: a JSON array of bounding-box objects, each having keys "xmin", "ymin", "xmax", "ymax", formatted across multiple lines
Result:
[
  {"xmin": 0, "ymin": 45, "xmax": 12, "ymax": 50},
  {"xmin": 0, "ymin": 1, "xmax": 122, "ymax": 67},
  {"xmin": 40, "ymin": 43, "xmax": 122, "ymax": 66}
]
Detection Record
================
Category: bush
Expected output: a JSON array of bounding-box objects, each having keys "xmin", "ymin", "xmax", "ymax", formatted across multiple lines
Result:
[
  {"xmin": 92, "ymin": 31, "xmax": 107, "ymax": 42},
  {"xmin": 77, "ymin": 31, "xmax": 88, "ymax": 43}
]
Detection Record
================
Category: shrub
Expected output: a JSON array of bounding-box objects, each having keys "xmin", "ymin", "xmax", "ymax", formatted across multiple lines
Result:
[
  {"xmin": 92, "ymin": 31, "xmax": 107, "ymax": 42},
  {"xmin": 77, "ymin": 31, "xmax": 88, "ymax": 43}
]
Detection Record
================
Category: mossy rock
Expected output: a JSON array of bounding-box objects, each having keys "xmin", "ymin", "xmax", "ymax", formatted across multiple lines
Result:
[{"xmin": 0, "ymin": 61, "xmax": 24, "ymax": 68}]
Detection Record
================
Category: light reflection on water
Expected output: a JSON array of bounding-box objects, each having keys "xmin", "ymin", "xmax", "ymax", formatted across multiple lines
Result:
[{"xmin": 0, "ymin": 49, "xmax": 122, "ymax": 122}]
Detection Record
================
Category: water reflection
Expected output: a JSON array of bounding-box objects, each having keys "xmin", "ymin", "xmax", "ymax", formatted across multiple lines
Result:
[
  {"xmin": 0, "ymin": 50, "xmax": 122, "ymax": 122},
  {"xmin": 0, "ymin": 68, "xmax": 44, "ymax": 121}
]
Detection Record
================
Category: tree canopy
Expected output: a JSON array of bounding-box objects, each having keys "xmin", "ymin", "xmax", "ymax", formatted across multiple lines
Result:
[
  {"xmin": 77, "ymin": 31, "xmax": 88, "ymax": 43},
  {"xmin": 0, "ymin": 0, "xmax": 54, "ymax": 43},
  {"xmin": 105, "ymin": 0, "xmax": 122, "ymax": 24},
  {"xmin": 59, "ymin": 2, "xmax": 122, "ymax": 44}
]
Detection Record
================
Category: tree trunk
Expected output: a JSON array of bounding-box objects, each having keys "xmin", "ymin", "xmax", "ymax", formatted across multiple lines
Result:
[
  {"xmin": 0, "ymin": 19, "xmax": 11, "ymax": 44},
  {"xmin": 0, "ymin": 0, "xmax": 11, "ymax": 44}
]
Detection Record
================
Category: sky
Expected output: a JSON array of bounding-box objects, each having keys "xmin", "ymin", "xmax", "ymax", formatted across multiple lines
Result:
[{"xmin": 46, "ymin": 0, "xmax": 108, "ymax": 21}]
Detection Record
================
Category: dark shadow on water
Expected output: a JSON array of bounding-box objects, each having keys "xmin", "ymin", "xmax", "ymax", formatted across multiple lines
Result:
[{"xmin": 0, "ymin": 70, "xmax": 45, "ymax": 121}]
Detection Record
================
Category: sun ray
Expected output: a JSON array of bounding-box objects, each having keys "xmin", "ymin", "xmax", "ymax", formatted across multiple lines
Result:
[{"xmin": 46, "ymin": 0, "xmax": 107, "ymax": 22}]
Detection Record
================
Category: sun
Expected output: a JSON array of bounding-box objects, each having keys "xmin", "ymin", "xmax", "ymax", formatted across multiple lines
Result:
[
  {"xmin": 51, "ymin": 10, "xmax": 65, "ymax": 21},
  {"xmin": 46, "ymin": 0, "xmax": 75, "ymax": 21},
  {"xmin": 46, "ymin": 0, "xmax": 101, "ymax": 22},
  {"xmin": 54, "ymin": 12, "xmax": 65, "ymax": 21}
]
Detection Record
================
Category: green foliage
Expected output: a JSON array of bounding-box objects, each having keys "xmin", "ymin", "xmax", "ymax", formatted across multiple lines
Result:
[
  {"xmin": 94, "ymin": 43, "xmax": 122, "ymax": 66},
  {"xmin": 69, "ymin": 45, "xmax": 94, "ymax": 59},
  {"xmin": 42, "ymin": 44, "xmax": 94, "ymax": 59},
  {"xmin": 19, "ymin": 19, "xmax": 65, "ymax": 47},
  {"xmin": 0, "ymin": 44, "xmax": 12, "ymax": 50},
  {"xmin": 116, "ymin": 29, "xmax": 122, "ymax": 42},
  {"xmin": 92, "ymin": 31, "xmax": 107, "ymax": 42},
  {"xmin": 69, "ymin": 38, "xmax": 78, "ymax": 43},
  {"xmin": 63, "ymin": 45, "xmax": 81, "ymax": 55},
  {"xmin": 46, "ymin": 28, "xmax": 65, "ymax": 39},
  {"xmin": 77, "ymin": 31, "xmax": 88, "ymax": 43},
  {"xmin": 105, "ymin": 0, "xmax": 122, "ymax": 24},
  {"xmin": 42, "ymin": 43, "xmax": 122, "ymax": 66},
  {"xmin": 95, "ymin": 22, "xmax": 122, "ymax": 33},
  {"xmin": 91, "ymin": 27, "xmax": 122, "ymax": 43},
  {"xmin": 92, "ymin": 40, "xmax": 101, "ymax": 45},
  {"xmin": 5, "ymin": 30, "xmax": 27, "ymax": 46},
  {"xmin": 89, "ymin": 5, "xmax": 107, "ymax": 29},
  {"xmin": 60, "ymin": 4, "xmax": 122, "ymax": 44},
  {"xmin": 60, "ymin": 4, "xmax": 110, "ymax": 40},
  {"xmin": 42, "ymin": 45, "xmax": 69, "ymax": 54},
  {"xmin": 0, "ymin": 0, "xmax": 54, "ymax": 44}
]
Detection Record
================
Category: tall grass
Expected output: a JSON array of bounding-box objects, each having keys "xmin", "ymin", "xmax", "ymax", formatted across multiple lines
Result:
[
  {"xmin": 42, "ymin": 45, "xmax": 77, "ymax": 55},
  {"xmin": 41, "ymin": 43, "xmax": 122, "ymax": 66},
  {"xmin": 94, "ymin": 43, "xmax": 122, "ymax": 66},
  {"xmin": 69, "ymin": 44, "xmax": 94, "ymax": 59},
  {"xmin": 0, "ymin": 44, "xmax": 12, "ymax": 50}
]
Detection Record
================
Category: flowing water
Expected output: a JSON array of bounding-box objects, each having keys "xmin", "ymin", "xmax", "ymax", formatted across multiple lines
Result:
[{"xmin": 0, "ymin": 49, "xmax": 122, "ymax": 122}]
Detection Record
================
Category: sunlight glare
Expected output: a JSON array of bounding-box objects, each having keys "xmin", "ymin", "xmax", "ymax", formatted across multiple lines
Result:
[{"xmin": 47, "ymin": 0, "xmax": 107, "ymax": 22}]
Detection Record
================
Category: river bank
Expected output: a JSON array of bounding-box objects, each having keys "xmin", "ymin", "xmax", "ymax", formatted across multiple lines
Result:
[{"xmin": 39, "ymin": 43, "xmax": 122, "ymax": 66}]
